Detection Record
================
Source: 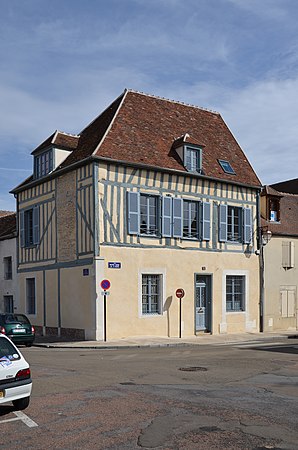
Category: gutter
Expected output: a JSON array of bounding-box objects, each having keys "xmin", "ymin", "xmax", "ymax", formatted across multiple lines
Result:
[{"xmin": 11, "ymin": 154, "xmax": 262, "ymax": 194}]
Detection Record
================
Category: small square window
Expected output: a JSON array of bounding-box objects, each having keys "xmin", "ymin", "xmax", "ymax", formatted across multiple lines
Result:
[{"xmin": 218, "ymin": 159, "xmax": 235, "ymax": 175}]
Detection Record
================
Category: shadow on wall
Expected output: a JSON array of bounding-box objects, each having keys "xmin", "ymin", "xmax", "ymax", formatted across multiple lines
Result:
[{"xmin": 164, "ymin": 296, "xmax": 173, "ymax": 337}]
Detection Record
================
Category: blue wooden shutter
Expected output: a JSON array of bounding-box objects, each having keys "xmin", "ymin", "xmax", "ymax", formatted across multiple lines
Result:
[
  {"xmin": 243, "ymin": 207, "xmax": 252, "ymax": 244},
  {"xmin": 127, "ymin": 191, "xmax": 140, "ymax": 235},
  {"xmin": 162, "ymin": 196, "xmax": 172, "ymax": 237},
  {"xmin": 20, "ymin": 210, "xmax": 25, "ymax": 248},
  {"xmin": 202, "ymin": 202, "xmax": 211, "ymax": 241},
  {"xmin": 219, "ymin": 204, "xmax": 227, "ymax": 242},
  {"xmin": 33, "ymin": 205, "xmax": 40, "ymax": 245},
  {"xmin": 173, "ymin": 198, "xmax": 183, "ymax": 238}
]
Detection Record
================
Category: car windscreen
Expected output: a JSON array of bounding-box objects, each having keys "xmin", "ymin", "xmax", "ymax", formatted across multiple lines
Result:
[
  {"xmin": 3, "ymin": 314, "xmax": 30, "ymax": 325},
  {"xmin": 0, "ymin": 338, "xmax": 21, "ymax": 362}
]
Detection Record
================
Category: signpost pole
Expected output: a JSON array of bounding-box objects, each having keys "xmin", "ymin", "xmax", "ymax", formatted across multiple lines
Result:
[
  {"xmin": 175, "ymin": 288, "xmax": 185, "ymax": 339},
  {"xmin": 179, "ymin": 298, "xmax": 182, "ymax": 339},
  {"xmin": 104, "ymin": 290, "xmax": 107, "ymax": 342}
]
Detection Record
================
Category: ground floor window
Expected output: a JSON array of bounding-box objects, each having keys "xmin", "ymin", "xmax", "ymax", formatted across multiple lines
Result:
[
  {"xmin": 142, "ymin": 274, "xmax": 162, "ymax": 315},
  {"xmin": 3, "ymin": 295, "xmax": 13, "ymax": 313},
  {"xmin": 226, "ymin": 275, "xmax": 245, "ymax": 311},
  {"xmin": 26, "ymin": 278, "xmax": 36, "ymax": 315}
]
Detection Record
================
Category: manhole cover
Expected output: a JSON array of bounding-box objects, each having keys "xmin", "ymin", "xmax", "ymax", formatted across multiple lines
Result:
[{"xmin": 179, "ymin": 366, "xmax": 208, "ymax": 372}]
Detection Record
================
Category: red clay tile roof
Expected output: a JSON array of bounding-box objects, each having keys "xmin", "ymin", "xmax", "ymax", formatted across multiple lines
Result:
[
  {"xmin": 0, "ymin": 212, "xmax": 16, "ymax": 240},
  {"xmin": 32, "ymin": 131, "xmax": 79, "ymax": 155},
  {"xmin": 16, "ymin": 89, "xmax": 262, "ymax": 190},
  {"xmin": 0, "ymin": 211, "xmax": 15, "ymax": 217},
  {"xmin": 91, "ymin": 90, "xmax": 261, "ymax": 186}
]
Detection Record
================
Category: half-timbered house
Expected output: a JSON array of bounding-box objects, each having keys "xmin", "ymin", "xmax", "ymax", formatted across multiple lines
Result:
[{"xmin": 12, "ymin": 89, "xmax": 262, "ymax": 340}]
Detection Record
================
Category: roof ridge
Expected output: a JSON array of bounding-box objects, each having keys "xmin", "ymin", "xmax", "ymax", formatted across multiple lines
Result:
[{"xmin": 126, "ymin": 88, "xmax": 220, "ymax": 115}]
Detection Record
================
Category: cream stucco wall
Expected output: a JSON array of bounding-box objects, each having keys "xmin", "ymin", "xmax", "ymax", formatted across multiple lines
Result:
[
  {"xmin": 97, "ymin": 246, "xmax": 259, "ymax": 339},
  {"xmin": 0, "ymin": 237, "xmax": 18, "ymax": 312},
  {"xmin": 263, "ymin": 236, "xmax": 297, "ymax": 331}
]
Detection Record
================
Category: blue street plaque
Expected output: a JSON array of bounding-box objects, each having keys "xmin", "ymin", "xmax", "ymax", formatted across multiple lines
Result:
[{"xmin": 108, "ymin": 262, "xmax": 121, "ymax": 269}]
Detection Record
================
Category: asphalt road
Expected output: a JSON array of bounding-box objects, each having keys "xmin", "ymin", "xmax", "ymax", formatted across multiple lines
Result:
[{"xmin": 0, "ymin": 338, "xmax": 297, "ymax": 449}]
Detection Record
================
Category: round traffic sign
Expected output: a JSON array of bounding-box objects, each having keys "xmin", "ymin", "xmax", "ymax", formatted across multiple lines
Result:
[
  {"xmin": 101, "ymin": 279, "xmax": 111, "ymax": 290},
  {"xmin": 175, "ymin": 288, "xmax": 185, "ymax": 299}
]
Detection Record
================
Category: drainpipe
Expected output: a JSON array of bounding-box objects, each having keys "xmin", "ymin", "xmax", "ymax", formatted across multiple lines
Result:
[{"xmin": 256, "ymin": 191, "xmax": 264, "ymax": 332}]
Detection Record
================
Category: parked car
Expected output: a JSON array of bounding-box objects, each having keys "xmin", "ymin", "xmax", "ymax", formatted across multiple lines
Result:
[
  {"xmin": 0, "ymin": 334, "xmax": 32, "ymax": 410},
  {"xmin": 0, "ymin": 314, "xmax": 35, "ymax": 347}
]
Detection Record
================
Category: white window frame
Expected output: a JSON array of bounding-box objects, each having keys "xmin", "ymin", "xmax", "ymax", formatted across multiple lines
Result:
[
  {"xmin": 184, "ymin": 146, "xmax": 202, "ymax": 172},
  {"xmin": 183, "ymin": 199, "xmax": 199, "ymax": 239},
  {"xmin": 221, "ymin": 270, "xmax": 249, "ymax": 326},
  {"xmin": 140, "ymin": 193, "xmax": 159, "ymax": 236},
  {"xmin": 227, "ymin": 205, "xmax": 242, "ymax": 242},
  {"xmin": 226, "ymin": 275, "xmax": 246, "ymax": 312},
  {"xmin": 138, "ymin": 268, "xmax": 166, "ymax": 318}
]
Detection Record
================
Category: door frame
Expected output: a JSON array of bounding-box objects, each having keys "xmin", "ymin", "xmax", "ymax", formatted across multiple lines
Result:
[{"xmin": 194, "ymin": 273, "xmax": 213, "ymax": 334}]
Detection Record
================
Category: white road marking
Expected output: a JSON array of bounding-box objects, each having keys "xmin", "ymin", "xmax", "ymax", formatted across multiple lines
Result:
[
  {"xmin": 0, "ymin": 411, "xmax": 38, "ymax": 428},
  {"xmin": 14, "ymin": 411, "xmax": 38, "ymax": 427}
]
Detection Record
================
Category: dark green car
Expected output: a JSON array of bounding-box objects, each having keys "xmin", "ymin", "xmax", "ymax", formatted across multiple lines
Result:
[{"xmin": 0, "ymin": 314, "xmax": 35, "ymax": 347}]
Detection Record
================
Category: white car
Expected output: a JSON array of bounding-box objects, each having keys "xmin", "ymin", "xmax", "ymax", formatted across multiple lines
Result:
[{"xmin": 0, "ymin": 334, "xmax": 32, "ymax": 410}]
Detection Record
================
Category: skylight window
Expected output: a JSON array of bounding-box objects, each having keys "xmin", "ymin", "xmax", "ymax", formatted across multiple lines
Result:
[{"xmin": 218, "ymin": 159, "xmax": 235, "ymax": 175}]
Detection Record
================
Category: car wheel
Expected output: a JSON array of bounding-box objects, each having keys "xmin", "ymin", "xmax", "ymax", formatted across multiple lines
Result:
[{"xmin": 12, "ymin": 396, "xmax": 30, "ymax": 410}]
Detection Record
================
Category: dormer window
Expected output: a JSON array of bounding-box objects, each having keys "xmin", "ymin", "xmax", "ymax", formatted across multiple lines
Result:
[
  {"xmin": 185, "ymin": 146, "xmax": 202, "ymax": 172},
  {"xmin": 268, "ymin": 197, "xmax": 280, "ymax": 222},
  {"xmin": 34, "ymin": 149, "xmax": 53, "ymax": 179}
]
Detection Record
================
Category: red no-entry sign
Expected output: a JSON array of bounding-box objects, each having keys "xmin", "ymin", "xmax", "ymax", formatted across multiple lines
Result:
[{"xmin": 176, "ymin": 288, "xmax": 185, "ymax": 299}]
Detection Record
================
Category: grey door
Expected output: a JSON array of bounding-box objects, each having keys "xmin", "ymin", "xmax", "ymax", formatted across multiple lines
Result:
[{"xmin": 195, "ymin": 275, "xmax": 211, "ymax": 332}]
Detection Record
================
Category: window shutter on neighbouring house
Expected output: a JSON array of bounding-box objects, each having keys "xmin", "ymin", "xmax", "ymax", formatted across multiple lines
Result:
[
  {"xmin": 172, "ymin": 197, "xmax": 183, "ymax": 238},
  {"xmin": 243, "ymin": 207, "xmax": 252, "ymax": 244},
  {"xmin": 127, "ymin": 191, "xmax": 140, "ymax": 235},
  {"xmin": 162, "ymin": 196, "xmax": 172, "ymax": 237},
  {"xmin": 202, "ymin": 202, "xmax": 211, "ymax": 241},
  {"xmin": 219, "ymin": 204, "xmax": 227, "ymax": 242},
  {"xmin": 33, "ymin": 205, "xmax": 40, "ymax": 245},
  {"xmin": 20, "ymin": 211, "xmax": 25, "ymax": 248}
]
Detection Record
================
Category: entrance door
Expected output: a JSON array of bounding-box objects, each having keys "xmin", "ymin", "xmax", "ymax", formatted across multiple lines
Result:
[{"xmin": 195, "ymin": 275, "xmax": 211, "ymax": 332}]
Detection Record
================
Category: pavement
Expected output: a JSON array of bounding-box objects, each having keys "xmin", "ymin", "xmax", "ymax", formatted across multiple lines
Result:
[{"xmin": 33, "ymin": 331, "xmax": 298, "ymax": 349}]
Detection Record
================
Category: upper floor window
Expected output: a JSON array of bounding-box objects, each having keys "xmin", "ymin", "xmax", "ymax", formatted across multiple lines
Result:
[
  {"xmin": 183, "ymin": 200, "xmax": 199, "ymax": 239},
  {"xmin": 268, "ymin": 197, "xmax": 280, "ymax": 222},
  {"xmin": 3, "ymin": 257, "xmax": 12, "ymax": 280},
  {"xmin": 219, "ymin": 204, "xmax": 252, "ymax": 244},
  {"xmin": 20, "ymin": 206, "xmax": 40, "ymax": 248},
  {"xmin": 140, "ymin": 194, "xmax": 158, "ymax": 235},
  {"xmin": 128, "ymin": 192, "xmax": 211, "ymax": 241},
  {"xmin": 34, "ymin": 150, "xmax": 53, "ymax": 179},
  {"xmin": 185, "ymin": 146, "xmax": 202, "ymax": 172}
]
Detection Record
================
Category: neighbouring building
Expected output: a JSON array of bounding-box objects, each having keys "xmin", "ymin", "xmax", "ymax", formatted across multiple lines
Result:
[
  {"xmin": 0, "ymin": 211, "xmax": 17, "ymax": 313},
  {"xmin": 11, "ymin": 89, "xmax": 262, "ymax": 340},
  {"xmin": 260, "ymin": 178, "xmax": 298, "ymax": 332}
]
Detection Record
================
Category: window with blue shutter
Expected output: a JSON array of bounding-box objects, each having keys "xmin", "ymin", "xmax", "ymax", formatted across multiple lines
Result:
[
  {"xmin": 173, "ymin": 198, "xmax": 183, "ymax": 238},
  {"xmin": 219, "ymin": 204, "xmax": 227, "ymax": 242},
  {"xmin": 33, "ymin": 205, "xmax": 40, "ymax": 245},
  {"xmin": 162, "ymin": 196, "xmax": 172, "ymax": 237},
  {"xmin": 127, "ymin": 191, "xmax": 140, "ymax": 235},
  {"xmin": 243, "ymin": 207, "xmax": 252, "ymax": 244},
  {"xmin": 20, "ymin": 211, "xmax": 25, "ymax": 248},
  {"xmin": 202, "ymin": 202, "xmax": 211, "ymax": 241}
]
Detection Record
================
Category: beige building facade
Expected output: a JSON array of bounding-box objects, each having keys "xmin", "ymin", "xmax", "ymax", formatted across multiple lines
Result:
[
  {"xmin": 261, "ymin": 181, "xmax": 298, "ymax": 332},
  {"xmin": 12, "ymin": 90, "xmax": 262, "ymax": 340}
]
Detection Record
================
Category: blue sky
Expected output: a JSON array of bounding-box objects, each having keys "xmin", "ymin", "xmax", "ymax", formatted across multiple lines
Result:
[{"xmin": 1, "ymin": 0, "xmax": 297, "ymax": 210}]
